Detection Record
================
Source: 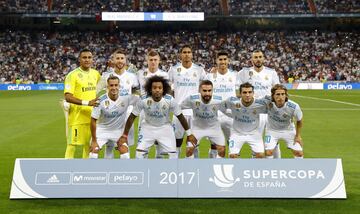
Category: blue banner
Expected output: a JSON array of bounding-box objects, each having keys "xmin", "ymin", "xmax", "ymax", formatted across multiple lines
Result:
[
  {"xmin": 0, "ymin": 84, "xmax": 64, "ymax": 91},
  {"xmin": 324, "ymin": 83, "xmax": 360, "ymax": 90}
]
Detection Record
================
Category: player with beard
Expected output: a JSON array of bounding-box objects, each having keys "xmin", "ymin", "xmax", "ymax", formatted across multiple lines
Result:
[
  {"xmin": 181, "ymin": 80, "xmax": 225, "ymax": 158},
  {"xmin": 236, "ymin": 50, "xmax": 281, "ymax": 158}
]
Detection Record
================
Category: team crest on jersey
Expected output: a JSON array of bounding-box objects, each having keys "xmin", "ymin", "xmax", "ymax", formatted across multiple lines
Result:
[
  {"xmin": 126, "ymin": 80, "xmax": 130, "ymax": 85},
  {"xmin": 235, "ymin": 103, "xmax": 241, "ymax": 109},
  {"xmin": 120, "ymin": 101, "xmax": 125, "ymax": 107},
  {"xmin": 229, "ymin": 77, "xmax": 233, "ymax": 82},
  {"xmin": 253, "ymin": 110, "xmax": 257, "ymax": 115},
  {"xmin": 268, "ymin": 103, "xmax": 273, "ymax": 109},
  {"xmin": 213, "ymin": 73, "xmax": 217, "ymax": 79},
  {"xmin": 143, "ymin": 71, "xmax": 148, "ymax": 77},
  {"xmin": 265, "ymin": 75, "xmax": 269, "ymax": 80},
  {"xmin": 105, "ymin": 100, "xmax": 110, "ymax": 108},
  {"xmin": 193, "ymin": 72, "xmax": 197, "ymax": 78},
  {"xmin": 195, "ymin": 101, "xmax": 201, "ymax": 108},
  {"xmin": 162, "ymin": 104, "xmax": 167, "ymax": 110},
  {"xmin": 147, "ymin": 100, "xmax": 152, "ymax": 106},
  {"xmin": 177, "ymin": 67, "xmax": 181, "ymax": 73},
  {"xmin": 282, "ymin": 113, "xmax": 289, "ymax": 118},
  {"xmin": 212, "ymin": 106, "xmax": 217, "ymax": 111},
  {"xmin": 249, "ymin": 71, "xmax": 253, "ymax": 79},
  {"xmin": 78, "ymin": 73, "xmax": 83, "ymax": 78}
]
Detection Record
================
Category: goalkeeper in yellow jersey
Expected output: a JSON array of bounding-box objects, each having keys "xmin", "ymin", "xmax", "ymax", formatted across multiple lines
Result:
[{"xmin": 63, "ymin": 48, "xmax": 101, "ymax": 158}]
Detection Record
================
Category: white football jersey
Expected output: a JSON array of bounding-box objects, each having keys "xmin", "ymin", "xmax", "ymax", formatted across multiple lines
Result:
[
  {"xmin": 137, "ymin": 68, "xmax": 169, "ymax": 96},
  {"xmin": 168, "ymin": 63, "xmax": 206, "ymax": 114},
  {"xmin": 221, "ymin": 97, "xmax": 267, "ymax": 134},
  {"xmin": 97, "ymin": 70, "xmax": 140, "ymax": 96},
  {"xmin": 266, "ymin": 99, "xmax": 303, "ymax": 131},
  {"xmin": 236, "ymin": 66, "xmax": 279, "ymax": 98},
  {"xmin": 181, "ymin": 93, "xmax": 223, "ymax": 129},
  {"xmin": 205, "ymin": 69, "xmax": 237, "ymax": 99},
  {"xmin": 91, "ymin": 94, "xmax": 139, "ymax": 132},
  {"xmin": 132, "ymin": 94, "xmax": 182, "ymax": 127}
]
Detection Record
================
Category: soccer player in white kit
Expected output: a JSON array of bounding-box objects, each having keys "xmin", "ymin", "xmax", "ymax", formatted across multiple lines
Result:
[
  {"xmin": 168, "ymin": 45, "xmax": 206, "ymax": 158},
  {"xmin": 221, "ymin": 82, "xmax": 267, "ymax": 158},
  {"xmin": 96, "ymin": 49, "xmax": 140, "ymax": 158},
  {"xmin": 181, "ymin": 80, "xmax": 226, "ymax": 158},
  {"xmin": 89, "ymin": 76, "xmax": 138, "ymax": 159},
  {"xmin": 138, "ymin": 50, "xmax": 169, "ymax": 158},
  {"xmin": 264, "ymin": 84, "xmax": 304, "ymax": 158},
  {"xmin": 117, "ymin": 76, "xmax": 197, "ymax": 159},
  {"xmin": 205, "ymin": 50, "xmax": 237, "ymax": 158},
  {"xmin": 236, "ymin": 50, "xmax": 282, "ymax": 158}
]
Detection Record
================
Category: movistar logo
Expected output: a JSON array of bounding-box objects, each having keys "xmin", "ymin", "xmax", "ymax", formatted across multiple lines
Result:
[{"xmin": 209, "ymin": 164, "xmax": 240, "ymax": 188}]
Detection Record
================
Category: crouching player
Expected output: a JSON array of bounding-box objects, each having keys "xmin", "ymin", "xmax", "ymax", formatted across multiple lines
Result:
[
  {"xmin": 117, "ymin": 76, "xmax": 197, "ymax": 159},
  {"xmin": 181, "ymin": 80, "xmax": 226, "ymax": 158},
  {"xmin": 90, "ymin": 76, "xmax": 138, "ymax": 159},
  {"xmin": 264, "ymin": 84, "xmax": 303, "ymax": 158},
  {"xmin": 221, "ymin": 82, "xmax": 267, "ymax": 158}
]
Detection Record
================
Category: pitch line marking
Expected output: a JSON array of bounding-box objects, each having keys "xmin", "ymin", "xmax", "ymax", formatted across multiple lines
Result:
[
  {"xmin": 302, "ymin": 108, "xmax": 360, "ymax": 111},
  {"xmin": 290, "ymin": 94, "xmax": 360, "ymax": 107}
]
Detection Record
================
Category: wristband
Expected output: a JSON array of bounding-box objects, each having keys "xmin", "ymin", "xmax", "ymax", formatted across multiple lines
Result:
[
  {"xmin": 185, "ymin": 129, "xmax": 192, "ymax": 136},
  {"xmin": 82, "ymin": 100, "xmax": 89, "ymax": 106}
]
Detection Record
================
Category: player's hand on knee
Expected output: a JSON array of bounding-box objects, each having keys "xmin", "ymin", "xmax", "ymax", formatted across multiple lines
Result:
[
  {"xmin": 117, "ymin": 135, "xmax": 128, "ymax": 147},
  {"xmin": 294, "ymin": 135, "xmax": 303, "ymax": 147},
  {"xmin": 89, "ymin": 98, "xmax": 100, "ymax": 107},
  {"xmin": 187, "ymin": 134, "xmax": 198, "ymax": 148},
  {"xmin": 118, "ymin": 144, "xmax": 128, "ymax": 154}
]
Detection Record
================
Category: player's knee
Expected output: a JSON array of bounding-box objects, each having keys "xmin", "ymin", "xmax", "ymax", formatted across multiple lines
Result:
[
  {"xmin": 265, "ymin": 150, "xmax": 273, "ymax": 156},
  {"xmin": 255, "ymin": 153, "xmax": 265, "ymax": 158},
  {"xmin": 293, "ymin": 150, "xmax": 303, "ymax": 157}
]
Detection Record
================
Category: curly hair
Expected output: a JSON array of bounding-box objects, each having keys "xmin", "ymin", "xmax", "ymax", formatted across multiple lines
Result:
[{"xmin": 144, "ymin": 75, "xmax": 171, "ymax": 97}]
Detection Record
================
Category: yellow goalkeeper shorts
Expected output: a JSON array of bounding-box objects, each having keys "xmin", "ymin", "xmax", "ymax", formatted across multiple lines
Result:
[{"xmin": 67, "ymin": 124, "xmax": 91, "ymax": 146}]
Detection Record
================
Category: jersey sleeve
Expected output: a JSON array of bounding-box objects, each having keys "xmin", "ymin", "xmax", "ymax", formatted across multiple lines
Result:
[
  {"xmin": 168, "ymin": 66, "xmax": 175, "ymax": 84},
  {"xmin": 129, "ymin": 95, "xmax": 140, "ymax": 105},
  {"xmin": 96, "ymin": 73, "xmax": 107, "ymax": 95},
  {"xmin": 131, "ymin": 73, "xmax": 140, "ymax": 89},
  {"xmin": 91, "ymin": 105, "xmax": 101, "ymax": 120},
  {"xmin": 171, "ymin": 99, "xmax": 182, "ymax": 116},
  {"xmin": 272, "ymin": 69, "xmax": 280, "ymax": 85},
  {"xmin": 199, "ymin": 67, "xmax": 207, "ymax": 81},
  {"xmin": 294, "ymin": 104, "xmax": 303, "ymax": 121},
  {"xmin": 64, "ymin": 72, "xmax": 76, "ymax": 95},
  {"xmin": 235, "ymin": 69, "xmax": 245, "ymax": 89},
  {"xmin": 131, "ymin": 99, "xmax": 143, "ymax": 116},
  {"xmin": 180, "ymin": 95, "xmax": 192, "ymax": 109}
]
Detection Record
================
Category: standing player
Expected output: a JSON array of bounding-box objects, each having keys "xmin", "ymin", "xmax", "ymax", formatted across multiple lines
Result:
[
  {"xmin": 64, "ymin": 48, "xmax": 101, "ymax": 159},
  {"xmin": 206, "ymin": 50, "xmax": 237, "ymax": 158},
  {"xmin": 96, "ymin": 49, "xmax": 140, "ymax": 157},
  {"xmin": 138, "ymin": 50, "xmax": 169, "ymax": 158},
  {"xmin": 221, "ymin": 82, "xmax": 267, "ymax": 158},
  {"xmin": 117, "ymin": 76, "xmax": 197, "ymax": 159},
  {"xmin": 264, "ymin": 84, "xmax": 303, "ymax": 158},
  {"xmin": 236, "ymin": 50, "xmax": 281, "ymax": 158},
  {"xmin": 181, "ymin": 80, "xmax": 225, "ymax": 158},
  {"xmin": 168, "ymin": 45, "xmax": 206, "ymax": 157},
  {"xmin": 90, "ymin": 76, "xmax": 138, "ymax": 159}
]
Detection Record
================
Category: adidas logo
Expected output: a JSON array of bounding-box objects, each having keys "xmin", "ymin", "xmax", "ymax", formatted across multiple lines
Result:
[
  {"xmin": 209, "ymin": 164, "xmax": 240, "ymax": 188},
  {"xmin": 47, "ymin": 175, "xmax": 60, "ymax": 183}
]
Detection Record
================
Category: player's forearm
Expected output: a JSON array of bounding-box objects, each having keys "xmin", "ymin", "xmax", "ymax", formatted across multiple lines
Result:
[
  {"xmin": 65, "ymin": 93, "xmax": 98, "ymax": 106},
  {"xmin": 177, "ymin": 114, "xmax": 190, "ymax": 131},
  {"xmin": 123, "ymin": 113, "xmax": 137, "ymax": 135},
  {"xmin": 90, "ymin": 118, "xmax": 97, "ymax": 140}
]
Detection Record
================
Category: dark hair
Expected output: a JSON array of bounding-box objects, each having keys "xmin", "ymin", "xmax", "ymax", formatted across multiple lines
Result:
[
  {"xmin": 180, "ymin": 44, "xmax": 192, "ymax": 53},
  {"xmin": 199, "ymin": 80, "xmax": 213, "ymax": 89},
  {"xmin": 216, "ymin": 50, "xmax": 228, "ymax": 58},
  {"xmin": 79, "ymin": 48, "xmax": 92, "ymax": 57},
  {"xmin": 271, "ymin": 84, "xmax": 289, "ymax": 102},
  {"xmin": 239, "ymin": 82, "xmax": 254, "ymax": 93},
  {"xmin": 107, "ymin": 75, "xmax": 120, "ymax": 84},
  {"xmin": 112, "ymin": 48, "xmax": 127, "ymax": 56},
  {"xmin": 147, "ymin": 50, "xmax": 160, "ymax": 58},
  {"xmin": 144, "ymin": 75, "xmax": 171, "ymax": 97}
]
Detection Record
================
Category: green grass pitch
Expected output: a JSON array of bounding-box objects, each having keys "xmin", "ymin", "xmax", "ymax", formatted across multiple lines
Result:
[{"xmin": 0, "ymin": 90, "xmax": 359, "ymax": 213}]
